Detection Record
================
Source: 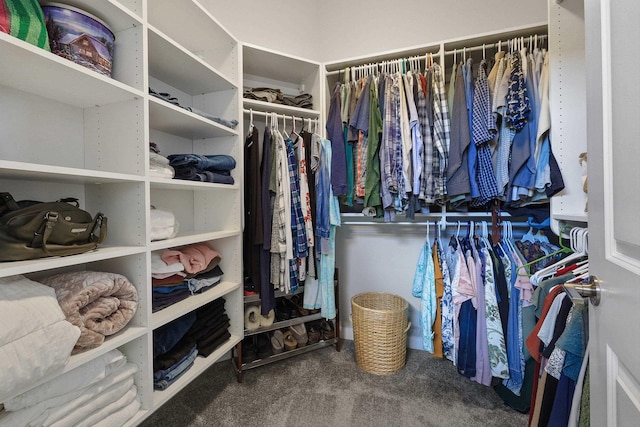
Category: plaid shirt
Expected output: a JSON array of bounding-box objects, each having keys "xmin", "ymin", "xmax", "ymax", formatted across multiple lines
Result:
[
  {"xmin": 286, "ymin": 138, "xmax": 308, "ymax": 260},
  {"xmin": 472, "ymin": 60, "xmax": 500, "ymax": 206},
  {"xmin": 431, "ymin": 63, "xmax": 451, "ymax": 204},
  {"xmin": 381, "ymin": 74, "xmax": 401, "ymax": 202},
  {"xmin": 416, "ymin": 74, "xmax": 432, "ymax": 202}
]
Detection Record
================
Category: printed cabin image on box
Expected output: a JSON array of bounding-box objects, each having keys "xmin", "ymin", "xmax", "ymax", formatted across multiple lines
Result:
[{"xmin": 42, "ymin": 3, "xmax": 115, "ymax": 77}]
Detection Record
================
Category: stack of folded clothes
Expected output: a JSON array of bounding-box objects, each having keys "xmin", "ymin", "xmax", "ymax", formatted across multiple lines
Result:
[
  {"xmin": 150, "ymin": 206, "xmax": 179, "ymax": 241},
  {"xmin": 149, "ymin": 142, "xmax": 175, "ymax": 179},
  {"xmin": 149, "ymin": 87, "xmax": 238, "ymax": 129},
  {"xmin": 243, "ymin": 87, "xmax": 313, "ymax": 109},
  {"xmin": 153, "ymin": 298, "xmax": 230, "ymax": 390},
  {"xmin": 167, "ymin": 153, "xmax": 236, "ymax": 184},
  {"xmin": 151, "ymin": 244, "xmax": 224, "ymax": 312}
]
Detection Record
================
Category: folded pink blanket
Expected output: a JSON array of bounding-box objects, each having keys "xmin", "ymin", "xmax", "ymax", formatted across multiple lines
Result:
[
  {"xmin": 40, "ymin": 271, "xmax": 138, "ymax": 353},
  {"xmin": 161, "ymin": 243, "xmax": 220, "ymax": 274}
]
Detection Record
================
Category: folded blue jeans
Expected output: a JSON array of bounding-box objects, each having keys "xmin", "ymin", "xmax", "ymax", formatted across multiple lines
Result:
[{"xmin": 168, "ymin": 154, "xmax": 236, "ymax": 171}]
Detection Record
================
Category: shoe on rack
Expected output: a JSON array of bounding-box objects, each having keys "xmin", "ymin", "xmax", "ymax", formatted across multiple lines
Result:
[
  {"xmin": 290, "ymin": 294, "xmax": 309, "ymax": 316},
  {"xmin": 282, "ymin": 330, "xmax": 297, "ymax": 351},
  {"xmin": 243, "ymin": 281, "xmax": 257, "ymax": 297},
  {"xmin": 275, "ymin": 299, "xmax": 291, "ymax": 321},
  {"xmin": 241, "ymin": 336, "xmax": 257, "ymax": 364},
  {"xmin": 256, "ymin": 332, "xmax": 272, "ymax": 359},
  {"xmin": 320, "ymin": 319, "xmax": 336, "ymax": 340},
  {"xmin": 259, "ymin": 309, "xmax": 275, "ymax": 328},
  {"xmin": 283, "ymin": 298, "xmax": 300, "ymax": 318},
  {"xmin": 271, "ymin": 330, "xmax": 284, "ymax": 354},
  {"xmin": 290, "ymin": 323, "xmax": 308, "ymax": 347},
  {"xmin": 306, "ymin": 321, "xmax": 321, "ymax": 344}
]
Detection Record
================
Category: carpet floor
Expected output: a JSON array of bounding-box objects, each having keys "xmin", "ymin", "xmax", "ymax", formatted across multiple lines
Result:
[{"xmin": 141, "ymin": 340, "xmax": 528, "ymax": 427}]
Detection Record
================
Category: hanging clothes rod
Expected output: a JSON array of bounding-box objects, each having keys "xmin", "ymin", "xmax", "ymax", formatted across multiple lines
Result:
[
  {"xmin": 443, "ymin": 34, "xmax": 548, "ymax": 56},
  {"xmin": 341, "ymin": 219, "xmax": 530, "ymax": 229},
  {"xmin": 242, "ymin": 108, "xmax": 310, "ymax": 123},
  {"xmin": 325, "ymin": 51, "xmax": 440, "ymax": 76},
  {"xmin": 325, "ymin": 33, "xmax": 548, "ymax": 76}
]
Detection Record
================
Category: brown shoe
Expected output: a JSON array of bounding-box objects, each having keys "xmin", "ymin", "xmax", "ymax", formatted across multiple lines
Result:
[
  {"xmin": 307, "ymin": 321, "xmax": 321, "ymax": 344},
  {"xmin": 320, "ymin": 320, "xmax": 336, "ymax": 340},
  {"xmin": 290, "ymin": 323, "xmax": 308, "ymax": 347},
  {"xmin": 271, "ymin": 330, "xmax": 284, "ymax": 354},
  {"xmin": 282, "ymin": 330, "xmax": 297, "ymax": 351}
]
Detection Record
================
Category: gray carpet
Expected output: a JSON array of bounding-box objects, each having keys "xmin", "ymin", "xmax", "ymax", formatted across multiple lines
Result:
[{"xmin": 141, "ymin": 340, "xmax": 528, "ymax": 427}]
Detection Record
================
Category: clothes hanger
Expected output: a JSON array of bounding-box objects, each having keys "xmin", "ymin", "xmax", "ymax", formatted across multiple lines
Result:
[
  {"xmin": 246, "ymin": 108, "xmax": 255, "ymax": 147},
  {"xmin": 526, "ymin": 226, "xmax": 586, "ymax": 281},
  {"xmin": 282, "ymin": 114, "xmax": 289, "ymax": 139}
]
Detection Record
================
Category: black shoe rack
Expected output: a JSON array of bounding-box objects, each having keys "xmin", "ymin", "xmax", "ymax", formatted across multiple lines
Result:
[{"xmin": 232, "ymin": 270, "xmax": 341, "ymax": 382}]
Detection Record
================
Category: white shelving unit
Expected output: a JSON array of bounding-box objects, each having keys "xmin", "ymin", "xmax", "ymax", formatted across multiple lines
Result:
[
  {"xmin": 548, "ymin": 0, "xmax": 589, "ymax": 233},
  {"xmin": 0, "ymin": 1, "xmax": 243, "ymax": 424},
  {"xmin": 236, "ymin": 43, "xmax": 335, "ymax": 379},
  {"xmin": 242, "ymin": 43, "xmax": 323, "ymax": 125}
]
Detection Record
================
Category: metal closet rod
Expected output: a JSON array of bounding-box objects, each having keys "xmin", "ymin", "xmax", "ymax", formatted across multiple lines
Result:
[
  {"xmin": 341, "ymin": 219, "xmax": 530, "ymax": 230},
  {"xmin": 325, "ymin": 33, "xmax": 548, "ymax": 76},
  {"xmin": 242, "ymin": 108, "xmax": 317, "ymax": 123},
  {"xmin": 443, "ymin": 34, "xmax": 548, "ymax": 56}
]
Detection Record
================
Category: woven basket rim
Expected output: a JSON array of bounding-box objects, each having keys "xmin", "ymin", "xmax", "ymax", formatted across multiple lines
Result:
[{"xmin": 351, "ymin": 292, "xmax": 408, "ymax": 313}]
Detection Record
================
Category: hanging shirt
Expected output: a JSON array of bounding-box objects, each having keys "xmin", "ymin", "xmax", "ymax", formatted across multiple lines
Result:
[
  {"xmin": 471, "ymin": 60, "xmax": 500, "ymax": 206},
  {"xmin": 319, "ymin": 138, "xmax": 340, "ymax": 320},
  {"xmin": 447, "ymin": 65, "xmax": 472, "ymax": 204},
  {"xmin": 481, "ymin": 242, "xmax": 509, "ymax": 379},
  {"xmin": 326, "ymin": 82, "xmax": 348, "ymax": 196},
  {"xmin": 412, "ymin": 239, "xmax": 436, "ymax": 353},
  {"xmin": 404, "ymin": 72, "xmax": 423, "ymax": 195},
  {"xmin": 364, "ymin": 77, "xmax": 383, "ymax": 215},
  {"xmin": 431, "ymin": 63, "xmax": 451, "ymax": 204},
  {"xmin": 417, "ymin": 72, "xmax": 434, "ymax": 203},
  {"xmin": 494, "ymin": 57, "xmax": 515, "ymax": 195}
]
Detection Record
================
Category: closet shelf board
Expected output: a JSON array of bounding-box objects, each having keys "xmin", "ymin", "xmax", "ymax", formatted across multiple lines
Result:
[
  {"xmin": 553, "ymin": 214, "xmax": 588, "ymax": 223},
  {"xmin": 152, "ymin": 334, "xmax": 242, "ymax": 407},
  {"xmin": 147, "ymin": 0, "xmax": 237, "ymax": 85},
  {"xmin": 149, "ymin": 177, "xmax": 240, "ymax": 191},
  {"xmin": 149, "ymin": 98, "xmax": 239, "ymax": 139},
  {"xmin": 149, "ymin": 230, "xmax": 240, "ymax": 251},
  {"xmin": 0, "ymin": 161, "xmax": 144, "ymax": 184},
  {"xmin": 0, "ymin": 246, "xmax": 147, "ymax": 278},
  {"xmin": 243, "ymin": 99, "xmax": 321, "ymax": 118},
  {"xmin": 148, "ymin": 27, "xmax": 236, "ymax": 94},
  {"xmin": 0, "ymin": 33, "xmax": 142, "ymax": 108},
  {"xmin": 151, "ymin": 281, "xmax": 241, "ymax": 329},
  {"xmin": 243, "ymin": 43, "xmax": 320, "ymax": 84}
]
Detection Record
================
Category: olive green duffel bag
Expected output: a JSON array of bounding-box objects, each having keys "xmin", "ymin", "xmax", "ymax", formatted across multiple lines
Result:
[{"xmin": 0, "ymin": 192, "xmax": 107, "ymax": 261}]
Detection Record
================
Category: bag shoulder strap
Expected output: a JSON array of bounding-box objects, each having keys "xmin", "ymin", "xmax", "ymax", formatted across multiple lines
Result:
[{"xmin": 0, "ymin": 192, "xmax": 20, "ymax": 215}]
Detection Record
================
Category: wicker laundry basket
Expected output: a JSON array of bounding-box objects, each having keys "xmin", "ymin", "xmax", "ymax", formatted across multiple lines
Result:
[{"xmin": 351, "ymin": 292, "xmax": 411, "ymax": 375}]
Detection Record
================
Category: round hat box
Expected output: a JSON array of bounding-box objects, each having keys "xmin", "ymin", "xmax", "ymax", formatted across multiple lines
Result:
[{"xmin": 41, "ymin": 3, "xmax": 115, "ymax": 77}]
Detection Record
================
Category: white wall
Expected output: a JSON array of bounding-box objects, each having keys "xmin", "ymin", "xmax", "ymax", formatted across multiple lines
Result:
[
  {"xmin": 205, "ymin": 0, "xmax": 548, "ymax": 62},
  {"xmin": 202, "ymin": 0, "xmax": 321, "ymax": 61},
  {"xmin": 317, "ymin": 0, "xmax": 548, "ymax": 62}
]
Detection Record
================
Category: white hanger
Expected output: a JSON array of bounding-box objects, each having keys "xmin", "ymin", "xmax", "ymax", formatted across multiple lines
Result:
[
  {"xmin": 282, "ymin": 114, "xmax": 289, "ymax": 138},
  {"xmin": 247, "ymin": 108, "xmax": 254, "ymax": 134}
]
